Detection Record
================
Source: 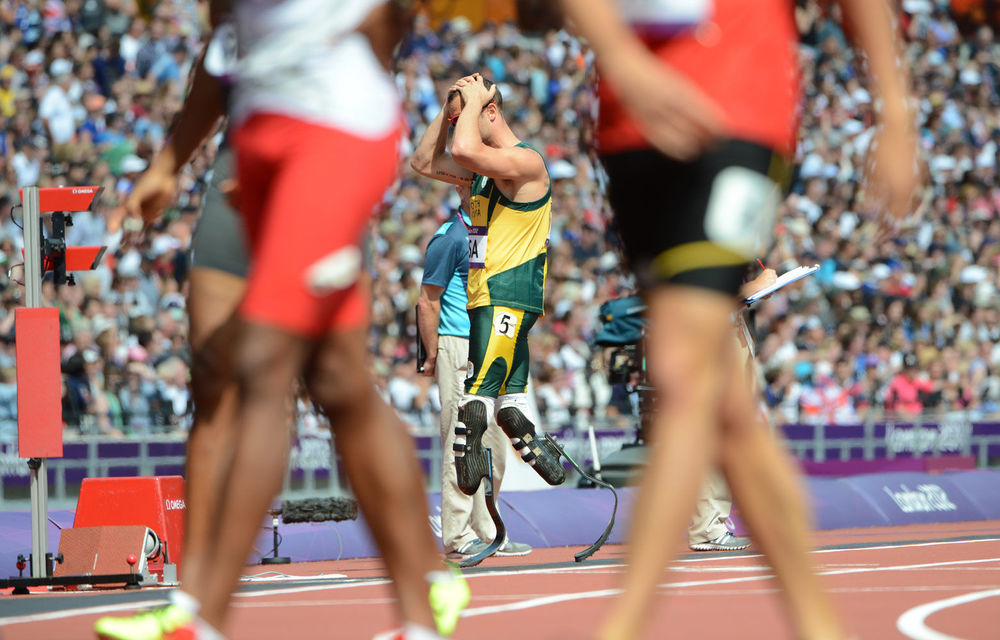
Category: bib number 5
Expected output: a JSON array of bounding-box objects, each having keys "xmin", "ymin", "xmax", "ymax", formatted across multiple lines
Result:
[{"xmin": 494, "ymin": 311, "xmax": 517, "ymax": 338}]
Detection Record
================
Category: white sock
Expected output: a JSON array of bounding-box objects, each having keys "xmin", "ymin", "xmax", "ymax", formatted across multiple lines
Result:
[
  {"xmin": 168, "ymin": 590, "xmax": 201, "ymax": 616},
  {"xmin": 425, "ymin": 570, "xmax": 456, "ymax": 584},
  {"xmin": 193, "ymin": 617, "xmax": 227, "ymax": 640},
  {"xmin": 400, "ymin": 623, "xmax": 444, "ymax": 640}
]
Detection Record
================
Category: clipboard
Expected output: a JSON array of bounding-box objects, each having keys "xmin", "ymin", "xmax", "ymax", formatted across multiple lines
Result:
[
  {"xmin": 415, "ymin": 305, "xmax": 427, "ymax": 372},
  {"xmin": 416, "ymin": 305, "xmax": 427, "ymax": 373},
  {"xmin": 744, "ymin": 264, "xmax": 820, "ymax": 306}
]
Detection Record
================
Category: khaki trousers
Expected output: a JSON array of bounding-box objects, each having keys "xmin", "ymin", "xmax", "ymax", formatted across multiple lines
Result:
[
  {"xmin": 437, "ymin": 335, "xmax": 509, "ymax": 552},
  {"xmin": 688, "ymin": 319, "xmax": 756, "ymax": 544},
  {"xmin": 688, "ymin": 469, "xmax": 733, "ymax": 544}
]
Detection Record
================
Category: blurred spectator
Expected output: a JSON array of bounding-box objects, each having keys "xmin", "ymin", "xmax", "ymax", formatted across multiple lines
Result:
[
  {"xmin": 884, "ymin": 353, "xmax": 934, "ymax": 419},
  {"xmin": 0, "ymin": 366, "xmax": 15, "ymax": 443},
  {"xmin": 0, "ymin": 5, "xmax": 997, "ymax": 441}
]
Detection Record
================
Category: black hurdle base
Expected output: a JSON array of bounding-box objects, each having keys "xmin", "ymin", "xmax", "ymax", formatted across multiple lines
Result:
[{"xmin": 0, "ymin": 572, "xmax": 142, "ymax": 595}]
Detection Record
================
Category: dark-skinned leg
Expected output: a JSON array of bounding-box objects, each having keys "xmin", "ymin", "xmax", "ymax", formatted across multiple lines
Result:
[
  {"xmin": 180, "ymin": 267, "xmax": 245, "ymax": 591},
  {"xmin": 197, "ymin": 323, "xmax": 311, "ymax": 630},
  {"xmin": 304, "ymin": 327, "xmax": 442, "ymax": 630}
]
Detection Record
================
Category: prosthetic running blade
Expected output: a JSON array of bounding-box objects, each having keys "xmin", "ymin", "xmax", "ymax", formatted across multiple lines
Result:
[
  {"xmin": 544, "ymin": 434, "xmax": 619, "ymax": 562},
  {"xmin": 459, "ymin": 448, "xmax": 506, "ymax": 568}
]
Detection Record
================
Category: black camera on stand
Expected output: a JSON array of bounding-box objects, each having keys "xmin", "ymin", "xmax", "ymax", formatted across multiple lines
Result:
[
  {"xmin": 587, "ymin": 296, "xmax": 653, "ymax": 486},
  {"xmin": 604, "ymin": 340, "xmax": 655, "ymax": 445}
]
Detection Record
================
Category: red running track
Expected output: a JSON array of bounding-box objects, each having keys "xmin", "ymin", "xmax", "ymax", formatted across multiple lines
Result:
[{"xmin": 1, "ymin": 521, "xmax": 998, "ymax": 639}]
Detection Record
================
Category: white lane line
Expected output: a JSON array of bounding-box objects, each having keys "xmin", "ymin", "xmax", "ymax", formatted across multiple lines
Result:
[
  {"xmin": 458, "ymin": 557, "xmax": 1000, "ymax": 618},
  {"xmin": 670, "ymin": 537, "xmax": 1000, "ymax": 565},
  {"xmin": 897, "ymin": 588, "xmax": 1000, "ymax": 640},
  {"xmin": 228, "ymin": 584, "xmax": 1000, "ymax": 610},
  {"xmin": 672, "ymin": 566, "xmax": 770, "ymax": 573},
  {"xmin": 3, "ymin": 538, "xmax": 999, "ymax": 627},
  {"xmin": 0, "ymin": 600, "xmax": 170, "ymax": 626},
  {"xmin": 818, "ymin": 557, "xmax": 1000, "ymax": 578},
  {"xmin": 232, "ymin": 578, "xmax": 392, "ymax": 598},
  {"xmin": 251, "ymin": 541, "xmax": 1000, "ymax": 592},
  {"xmin": 813, "ymin": 538, "xmax": 1000, "ymax": 555}
]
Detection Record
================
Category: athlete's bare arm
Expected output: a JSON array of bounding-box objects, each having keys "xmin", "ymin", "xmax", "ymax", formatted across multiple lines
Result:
[
  {"xmin": 411, "ymin": 106, "xmax": 474, "ymax": 186},
  {"xmin": 125, "ymin": 49, "xmax": 225, "ymax": 227},
  {"xmin": 358, "ymin": 0, "xmax": 415, "ymax": 71},
  {"xmin": 449, "ymin": 75, "xmax": 546, "ymax": 194},
  {"xmin": 835, "ymin": 0, "xmax": 918, "ymax": 220}
]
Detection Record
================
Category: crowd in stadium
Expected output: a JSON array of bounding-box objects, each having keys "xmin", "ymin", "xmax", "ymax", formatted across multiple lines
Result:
[{"xmin": 0, "ymin": 1, "xmax": 996, "ymax": 442}]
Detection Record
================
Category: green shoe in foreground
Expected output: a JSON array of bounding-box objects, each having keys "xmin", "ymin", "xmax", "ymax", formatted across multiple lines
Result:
[
  {"xmin": 428, "ymin": 567, "xmax": 470, "ymax": 637},
  {"xmin": 95, "ymin": 603, "xmax": 193, "ymax": 640}
]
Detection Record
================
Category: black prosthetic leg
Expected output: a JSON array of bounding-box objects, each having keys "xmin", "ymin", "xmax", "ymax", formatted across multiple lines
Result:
[
  {"xmin": 496, "ymin": 407, "xmax": 565, "ymax": 486},
  {"xmin": 454, "ymin": 400, "xmax": 506, "ymax": 567},
  {"xmin": 458, "ymin": 448, "xmax": 506, "ymax": 568}
]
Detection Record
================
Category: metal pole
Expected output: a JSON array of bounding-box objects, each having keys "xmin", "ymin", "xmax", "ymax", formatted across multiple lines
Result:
[{"xmin": 22, "ymin": 187, "xmax": 49, "ymax": 578}]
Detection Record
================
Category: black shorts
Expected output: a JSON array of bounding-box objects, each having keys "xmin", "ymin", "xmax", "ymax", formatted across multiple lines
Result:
[
  {"xmin": 189, "ymin": 147, "xmax": 250, "ymax": 278},
  {"xmin": 601, "ymin": 139, "xmax": 790, "ymax": 297}
]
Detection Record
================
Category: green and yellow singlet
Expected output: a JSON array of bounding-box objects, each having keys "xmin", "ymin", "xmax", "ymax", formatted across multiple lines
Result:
[{"xmin": 465, "ymin": 142, "xmax": 550, "ymax": 314}]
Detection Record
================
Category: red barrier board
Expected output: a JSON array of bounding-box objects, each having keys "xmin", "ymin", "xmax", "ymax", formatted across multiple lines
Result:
[
  {"xmin": 74, "ymin": 476, "xmax": 187, "ymax": 572},
  {"xmin": 16, "ymin": 307, "xmax": 62, "ymax": 458},
  {"xmin": 19, "ymin": 186, "xmax": 102, "ymax": 212},
  {"xmin": 20, "ymin": 246, "xmax": 107, "ymax": 271}
]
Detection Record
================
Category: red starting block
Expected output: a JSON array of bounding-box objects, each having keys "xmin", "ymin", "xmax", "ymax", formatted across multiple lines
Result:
[{"xmin": 73, "ymin": 476, "xmax": 187, "ymax": 578}]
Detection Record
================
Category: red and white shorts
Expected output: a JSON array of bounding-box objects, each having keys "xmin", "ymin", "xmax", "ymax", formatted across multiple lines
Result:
[{"xmin": 232, "ymin": 113, "xmax": 398, "ymax": 336}]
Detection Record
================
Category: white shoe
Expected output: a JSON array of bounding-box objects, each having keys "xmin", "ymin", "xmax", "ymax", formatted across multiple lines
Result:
[
  {"xmin": 495, "ymin": 540, "xmax": 532, "ymax": 557},
  {"xmin": 689, "ymin": 532, "xmax": 751, "ymax": 551}
]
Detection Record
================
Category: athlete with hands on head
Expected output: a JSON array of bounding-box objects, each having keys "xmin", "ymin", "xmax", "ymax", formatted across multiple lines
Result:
[{"xmin": 412, "ymin": 72, "xmax": 565, "ymax": 501}]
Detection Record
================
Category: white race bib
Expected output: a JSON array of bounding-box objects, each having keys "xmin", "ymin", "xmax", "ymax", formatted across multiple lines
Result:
[
  {"xmin": 493, "ymin": 311, "xmax": 518, "ymax": 338},
  {"xmin": 468, "ymin": 225, "xmax": 488, "ymax": 269},
  {"xmin": 703, "ymin": 166, "xmax": 780, "ymax": 258},
  {"xmin": 617, "ymin": 0, "xmax": 712, "ymax": 32}
]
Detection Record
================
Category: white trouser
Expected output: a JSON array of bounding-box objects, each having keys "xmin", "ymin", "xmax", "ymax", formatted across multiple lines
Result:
[
  {"xmin": 688, "ymin": 469, "xmax": 733, "ymax": 544},
  {"xmin": 689, "ymin": 322, "xmax": 757, "ymax": 543}
]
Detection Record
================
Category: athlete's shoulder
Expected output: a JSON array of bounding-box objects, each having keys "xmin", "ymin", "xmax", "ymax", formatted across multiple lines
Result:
[
  {"xmin": 513, "ymin": 141, "xmax": 547, "ymax": 163},
  {"xmin": 514, "ymin": 141, "xmax": 549, "ymax": 180}
]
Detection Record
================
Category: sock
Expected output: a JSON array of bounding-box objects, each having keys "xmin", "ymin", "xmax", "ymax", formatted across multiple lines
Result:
[
  {"xmin": 400, "ymin": 623, "xmax": 444, "ymax": 640},
  {"xmin": 426, "ymin": 570, "xmax": 455, "ymax": 584},
  {"xmin": 193, "ymin": 617, "xmax": 226, "ymax": 640},
  {"xmin": 168, "ymin": 590, "xmax": 201, "ymax": 616}
]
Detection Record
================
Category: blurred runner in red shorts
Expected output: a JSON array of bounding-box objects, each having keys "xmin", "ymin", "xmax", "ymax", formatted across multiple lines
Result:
[
  {"xmin": 557, "ymin": 1, "xmax": 919, "ymax": 639},
  {"xmin": 199, "ymin": 2, "xmax": 466, "ymax": 638}
]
